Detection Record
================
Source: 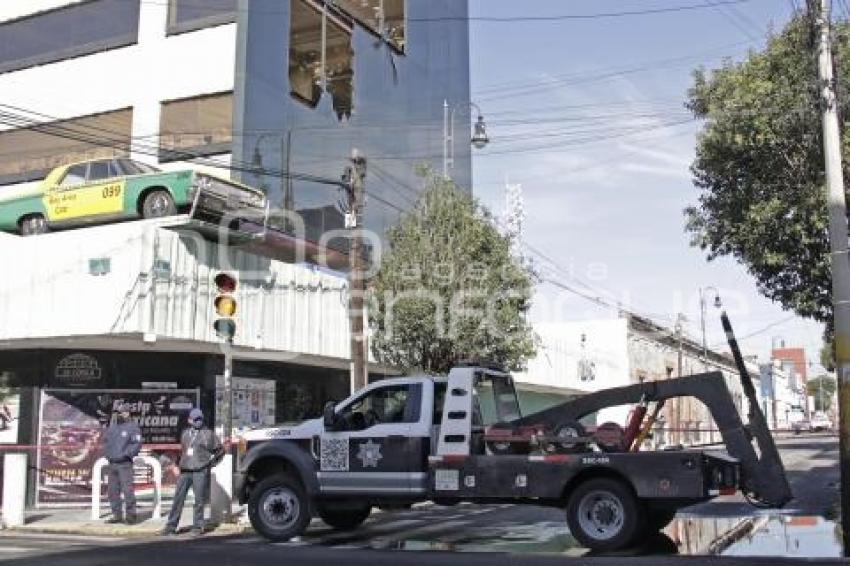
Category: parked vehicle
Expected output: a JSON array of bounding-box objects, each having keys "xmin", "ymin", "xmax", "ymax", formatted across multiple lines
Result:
[
  {"xmin": 0, "ymin": 158, "xmax": 267, "ymax": 236},
  {"xmin": 789, "ymin": 407, "xmax": 810, "ymax": 434},
  {"xmin": 810, "ymin": 412, "xmax": 833, "ymax": 432}
]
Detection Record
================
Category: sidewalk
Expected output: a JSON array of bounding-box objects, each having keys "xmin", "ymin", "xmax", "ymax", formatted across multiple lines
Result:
[{"xmin": 4, "ymin": 505, "xmax": 253, "ymax": 538}]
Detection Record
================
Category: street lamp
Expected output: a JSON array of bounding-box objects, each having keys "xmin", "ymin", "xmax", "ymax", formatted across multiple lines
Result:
[
  {"xmin": 443, "ymin": 99, "xmax": 489, "ymax": 180},
  {"xmin": 700, "ymin": 286, "xmax": 722, "ymax": 370}
]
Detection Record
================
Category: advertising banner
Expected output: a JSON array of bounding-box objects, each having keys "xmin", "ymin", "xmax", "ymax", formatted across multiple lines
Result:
[
  {"xmin": 36, "ymin": 389, "xmax": 199, "ymax": 506},
  {"xmin": 0, "ymin": 390, "xmax": 19, "ymax": 445},
  {"xmin": 215, "ymin": 376, "xmax": 275, "ymax": 434}
]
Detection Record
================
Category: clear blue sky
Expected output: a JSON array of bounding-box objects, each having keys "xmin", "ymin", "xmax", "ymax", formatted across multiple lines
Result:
[{"xmin": 468, "ymin": 0, "xmax": 828, "ymax": 370}]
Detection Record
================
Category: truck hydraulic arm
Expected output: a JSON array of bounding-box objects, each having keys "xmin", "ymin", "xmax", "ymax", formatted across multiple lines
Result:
[{"xmin": 513, "ymin": 371, "xmax": 792, "ymax": 507}]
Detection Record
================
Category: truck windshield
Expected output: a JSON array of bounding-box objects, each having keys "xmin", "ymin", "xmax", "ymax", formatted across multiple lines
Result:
[{"xmin": 474, "ymin": 372, "xmax": 521, "ymax": 426}]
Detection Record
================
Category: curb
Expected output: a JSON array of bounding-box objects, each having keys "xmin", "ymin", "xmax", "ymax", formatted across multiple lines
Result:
[{"xmin": 5, "ymin": 522, "xmax": 253, "ymax": 538}]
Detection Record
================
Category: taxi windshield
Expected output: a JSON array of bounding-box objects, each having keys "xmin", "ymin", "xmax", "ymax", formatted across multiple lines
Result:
[{"xmin": 117, "ymin": 159, "xmax": 160, "ymax": 175}]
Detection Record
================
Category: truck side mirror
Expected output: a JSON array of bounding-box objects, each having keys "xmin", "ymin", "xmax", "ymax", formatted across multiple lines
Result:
[{"xmin": 323, "ymin": 401, "xmax": 338, "ymax": 431}]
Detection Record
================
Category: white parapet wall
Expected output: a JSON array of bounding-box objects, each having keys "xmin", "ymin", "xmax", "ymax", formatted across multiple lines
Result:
[
  {"xmin": 513, "ymin": 319, "xmax": 632, "ymax": 424},
  {"xmin": 0, "ymin": 219, "xmax": 351, "ymax": 361}
]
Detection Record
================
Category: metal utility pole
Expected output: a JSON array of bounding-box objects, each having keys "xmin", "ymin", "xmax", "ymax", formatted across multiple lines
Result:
[
  {"xmin": 675, "ymin": 314, "xmax": 685, "ymax": 445},
  {"xmin": 443, "ymin": 99, "xmax": 450, "ymax": 179},
  {"xmin": 812, "ymin": 0, "xmax": 850, "ymax": 553},
  {"xmin": 347, "ymin": 150, "xmax": 368, "ymax": 392}
]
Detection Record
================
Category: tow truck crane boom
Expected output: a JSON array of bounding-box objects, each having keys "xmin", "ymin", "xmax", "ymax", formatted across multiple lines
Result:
[{"xmin": 511, "ymin": 312, "xmax": 792, "ymax": 507}]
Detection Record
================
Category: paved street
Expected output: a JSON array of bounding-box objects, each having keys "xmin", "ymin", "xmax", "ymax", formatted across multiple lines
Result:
[{"xmin": 0, "ymin": 435, "xmax": 842, "ymax": 564}]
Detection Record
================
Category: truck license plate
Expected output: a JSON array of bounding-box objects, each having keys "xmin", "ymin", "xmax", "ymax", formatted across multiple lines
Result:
[{"xmin": 435, "ymin": 469, "xmax": 459, "ymax": 491}]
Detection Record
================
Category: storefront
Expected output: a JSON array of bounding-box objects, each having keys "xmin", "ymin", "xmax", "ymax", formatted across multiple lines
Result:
[{"xmin": 0, "ymin": 348, "xmax": 351, "ymax": 508}]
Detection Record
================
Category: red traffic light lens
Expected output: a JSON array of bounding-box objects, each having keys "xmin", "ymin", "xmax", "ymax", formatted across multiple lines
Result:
[{"xmin": 214, "ymin": 273, "xmax": 237, "ymax": 293}]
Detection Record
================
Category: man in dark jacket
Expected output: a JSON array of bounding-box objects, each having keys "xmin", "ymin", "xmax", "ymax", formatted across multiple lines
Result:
[
  {"xmin": 159, "ymin": 408, "xmax": 223, "ymax": 536},
  {"xmin": 103, "ymin": 403, "xmax": 142, "ymax": 524}
]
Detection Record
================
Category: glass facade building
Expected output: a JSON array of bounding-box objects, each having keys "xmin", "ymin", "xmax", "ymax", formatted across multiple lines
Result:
[{"xmin": 233, "ymin": 0, "xmax": 472, "ymax": 245}]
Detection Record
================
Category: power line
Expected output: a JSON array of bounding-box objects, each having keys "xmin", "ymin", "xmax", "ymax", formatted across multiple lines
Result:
[
  {"xmin": 707, "ymin": 0, "xmax": 762, "ymax": 41},
  {"xmin": 125, "ymin": 0, "xmax": 754, "ymax": 23},
  {"xmin": 0, "ymin": 104, "xmax": 344, "ymax": 187},
  {"xmin": 422, "ymin": 0, "xmax": 756, "ymax": 22},
  {"xmin": 474, "ymin": 41, "xmax": 753, "ymax": 102},
  {"xmin": 710, "ymin": 315, "xmax": 798, "ymax": 347}
]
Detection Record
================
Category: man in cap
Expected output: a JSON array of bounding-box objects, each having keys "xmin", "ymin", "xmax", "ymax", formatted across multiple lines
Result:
[
  {"xmin": 160, "ymin": 408, "xmax": 223, "ymax": 536},
  {"xmin": 103, "ymin": 402, "xmax": 142, "ymax": 524}
]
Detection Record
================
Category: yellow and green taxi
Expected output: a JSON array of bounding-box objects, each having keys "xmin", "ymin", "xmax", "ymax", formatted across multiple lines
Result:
[{"xmin": 0, "ymin": 158, "xmax": 268, "ymax": 236}]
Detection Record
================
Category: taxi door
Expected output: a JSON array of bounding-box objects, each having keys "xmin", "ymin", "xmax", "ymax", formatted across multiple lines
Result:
[
  {"xmin": 43, "ymin": 163, "xmax": 87, "ymax": 223},
  {"xmin": 71, "ymin": 160, "xmax": 126, "ymax": 220}
]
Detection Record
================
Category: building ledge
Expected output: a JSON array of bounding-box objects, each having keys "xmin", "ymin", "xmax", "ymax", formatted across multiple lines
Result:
[{"xmin": 0, "ymin": 333, "xmax": 397, "ymax": 375}]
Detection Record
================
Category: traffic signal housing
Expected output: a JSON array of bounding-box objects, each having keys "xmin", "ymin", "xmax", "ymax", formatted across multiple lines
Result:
[{"xmin": 213, "ymin": 272, "xmax": 237, "ymax": 340}]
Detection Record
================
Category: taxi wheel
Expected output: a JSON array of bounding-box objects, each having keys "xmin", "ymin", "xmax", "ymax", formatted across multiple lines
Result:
[
  {"xmin": 20, "ymin": 215, "xmax": 48, "ymax": 236},
  {"xmin": 141, "ymin": 190, "xmax": 177, "ymax": 219}
]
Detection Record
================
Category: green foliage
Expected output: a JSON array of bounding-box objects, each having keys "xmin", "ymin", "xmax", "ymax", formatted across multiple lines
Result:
[
  {"xmin": 686, "ymin": 14, "xmax": 850, "ymax": 324},
  {"xmin": 369, "ymin": 171, "xmax": 537, "ymax": 374},
  {"xmin": 807, "ymin": 375, "xmax": 837, "ymax": 411},
  {"xmin": 821, "ymin": 337, "xmax": 836, "ymax": 372}
]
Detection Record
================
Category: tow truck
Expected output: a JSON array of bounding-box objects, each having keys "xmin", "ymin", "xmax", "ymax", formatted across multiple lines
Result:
[{"xmin": 235, "ymin": 313, "xmax": 791, "ymax": 552}]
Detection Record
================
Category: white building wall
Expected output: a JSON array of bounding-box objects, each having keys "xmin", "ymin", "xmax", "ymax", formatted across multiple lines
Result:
[
  {"xmin": 514, "ymin": 319, "xmax": 631, "ymax": 424},
  {"xmin": 0, "ymin": 219, "xmax": 351, "ymax": 361},
  {"xmin": 0, "ymin": 1, "xmax": 86, "ymax": 21},
  {"xmin": 0, "ymin": 1, "xmax": 237, "ymax": 180}
]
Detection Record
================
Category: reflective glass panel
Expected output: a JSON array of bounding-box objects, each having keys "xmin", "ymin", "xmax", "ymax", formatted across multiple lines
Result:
[
  {"xmin": 0, "ymin": 109, "xmax": 133, "ymax": 185},
  {"xmin": 167, "ymin": 0, "xmax": 237, "ymax": 34},
  {"xmin": 159, "ymin": 92, "xmax": 233, "ymax": 162},
  {"xmin": 0, "ymin": 0, "xmax": 140, "ymax": 74}
]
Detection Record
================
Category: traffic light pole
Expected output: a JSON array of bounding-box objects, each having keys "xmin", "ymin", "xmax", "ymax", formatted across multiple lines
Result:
[
  {"xmin": 348, "ymin": 150, "xmax": 368, "ymax": 393},
  {"xmin": 223, "ymin": 338, "xmax": 233, "ymax": 448},
  {"xmin": 812, "ymin": 0, "xmax": 850, "ymax": 554},
  {"xmin": 212, "ymin": 271, "xmax": 238, "ymax": 523}
]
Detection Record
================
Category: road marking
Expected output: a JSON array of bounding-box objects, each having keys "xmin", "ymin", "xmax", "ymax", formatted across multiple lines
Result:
[
  {"xmin": 0, "ymin": 533, "xmax": 119, "ymax": 543},
  {"xmin": 0, "ymin": 546, "xmax": 37, "ymax": 553},
  {"xmin": 368, "ymin": 519, "xmax": 470, "ymax": 550}
]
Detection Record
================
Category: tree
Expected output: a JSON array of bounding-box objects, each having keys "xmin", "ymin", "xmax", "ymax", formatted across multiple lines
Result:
[
  {"xmin": 821, "ymin": 338, "xmax": 836, "ymax": 372},
  {"xmin": 685, "ymin": 14, "xmax": 850, "ymax": 324},
  {"xmin": 369, "ymin": 171, "xmax": 537, "ymax": 374},
  {"xmin": 807, "ymin": 375, "xmax": 837, "ymax": 411}
]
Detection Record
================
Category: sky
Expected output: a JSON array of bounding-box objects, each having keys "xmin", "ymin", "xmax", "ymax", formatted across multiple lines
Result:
[{"xmin": 467, "ymin": 0, "xmax": 829, "ymax": 371}]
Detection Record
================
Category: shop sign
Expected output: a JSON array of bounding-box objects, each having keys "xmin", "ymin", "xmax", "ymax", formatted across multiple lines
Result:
[
  {"xmin": 36, "ymin": 388, "xmax": 199, "ymax": 506},
  {"xmin": 54, "ymin": 354, "xmax": 102, "ymax": 387}
]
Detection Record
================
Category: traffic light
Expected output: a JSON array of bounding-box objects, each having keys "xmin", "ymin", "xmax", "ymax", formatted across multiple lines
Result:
[{"xmin": 213, "ymin": 272, "xmax": 237, "ymax": 340}]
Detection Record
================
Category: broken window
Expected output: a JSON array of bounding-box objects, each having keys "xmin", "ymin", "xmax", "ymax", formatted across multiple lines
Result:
[
  {"xmin": 334, "ymin": 0, "xmax": 405, "ymax": 51},
  {"xmin": 289, "ymin": 0, "xmax": 353, "ymax": 120},
  {"xmin": 159, "ymin": 92, "xmax": 233, "ymax": 162}
]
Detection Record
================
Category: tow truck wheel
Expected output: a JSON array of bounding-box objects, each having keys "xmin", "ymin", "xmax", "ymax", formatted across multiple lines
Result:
[
  {"xmin": 248, "ymin": 473, "xmax": 311, "ymax": 542},
  {"xmin": 317, "ymin": 504, "xmax": 372, "ymax": 530},
  {"xmin": 565, "ymin": 478, "xmax": 642, "ymax": 552}
]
